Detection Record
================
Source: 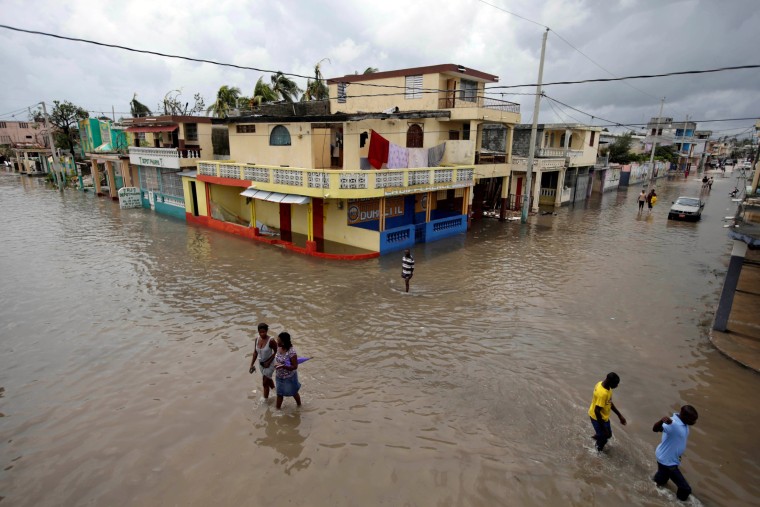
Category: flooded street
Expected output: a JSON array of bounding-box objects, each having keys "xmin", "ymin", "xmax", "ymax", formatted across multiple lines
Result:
[{"xmin": 1, "ymin": 171, "xmax": 758, "ymax": 506}]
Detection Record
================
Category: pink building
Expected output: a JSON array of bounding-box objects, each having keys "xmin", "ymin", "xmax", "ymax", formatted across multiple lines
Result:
[{"xmin": 0, "ymin": 120, "xmax": 48, "ymax": 147}]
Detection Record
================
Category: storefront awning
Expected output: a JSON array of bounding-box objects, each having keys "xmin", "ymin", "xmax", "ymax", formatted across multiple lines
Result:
[
  {"xmin": 239, "ymin": 188, "xmax": 310, "ymax": 204},
  {"xmin": 125, "ymin": 125, "xmax": 179, "ymax": 133}
]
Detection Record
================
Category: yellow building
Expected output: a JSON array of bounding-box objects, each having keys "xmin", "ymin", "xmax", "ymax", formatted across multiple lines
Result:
[{"xmin": 184, "ymin": 64, "xmax": 520, "ymax": 258}]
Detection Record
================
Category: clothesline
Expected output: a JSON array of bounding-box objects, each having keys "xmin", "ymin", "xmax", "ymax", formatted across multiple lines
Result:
[{"xmin": 367, "ymin": 130, "xmax": 446, "ymax": 170}]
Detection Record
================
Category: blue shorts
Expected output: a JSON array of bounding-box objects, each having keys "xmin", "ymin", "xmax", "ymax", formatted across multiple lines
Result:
[{"xmin": 276, "ymin": 372, "xmax": 301, "ymax": 397}]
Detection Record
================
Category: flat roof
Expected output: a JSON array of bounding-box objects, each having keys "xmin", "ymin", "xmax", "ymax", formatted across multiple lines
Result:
[
  {"xmin": 216, "ymin": 110, "xmax": 451, "ymax": 125},
  {"xmin": 121, "ymin": 115, "xmax": 212, "ymax": 125},
  {"xmin": 327, "ymin": 64, "xmax": 498, "ymax": 84}
]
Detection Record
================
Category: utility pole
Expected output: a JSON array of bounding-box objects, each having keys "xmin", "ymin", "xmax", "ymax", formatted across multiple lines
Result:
[
  {"xmin": 645, "ymin": 97, "xmax": 665, "ymax": 192},
  {"xmin": 522, "ymin": 28, "xmax": 549, "ymax": 223},
  {"xmin": 41, "ymin": 101, "xmax": 64, "ymax": 191}
]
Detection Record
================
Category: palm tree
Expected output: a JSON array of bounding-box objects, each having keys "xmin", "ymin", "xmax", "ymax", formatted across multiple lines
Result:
[
  {"xmin": 270, "ymin": 71, "xmax": 303, "ymax": 103},
  {"xmin": 252, "ymin": 76, "xmax": 278, "ymax": 107},
  {"xmin": 302, "ymin": 58, "xmax": 330, "ymax": 102},
  {"xmin": 207, "ymin": 85, "xmax": 241, "ymax": 118},
  {"xmin": 355, "ymin": 67, "xmax": 379, "ymax": 75},
  {"xmin": 130, "ymin": 93, "xmax": 152, "ymax": 117}
]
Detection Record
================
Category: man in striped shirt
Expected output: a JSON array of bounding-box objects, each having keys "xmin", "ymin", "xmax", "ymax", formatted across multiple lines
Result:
[{"xmin": 401, "ymin": 249, "xmax": 415, "ymax": 293}]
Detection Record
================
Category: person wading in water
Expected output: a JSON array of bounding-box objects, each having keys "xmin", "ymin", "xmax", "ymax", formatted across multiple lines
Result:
[{"xmin": 401, "ymin": 249, "xmax": 415, "ymax": 293}]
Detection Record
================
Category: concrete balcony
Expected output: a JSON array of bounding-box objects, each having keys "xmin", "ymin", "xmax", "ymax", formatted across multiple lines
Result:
[
  {"xmin": 128, "ymin": 146, "xmax": 202, "ymax": 169},
  {"xmin": 537, "ymin": 147, "xmax": 584, "ymax": 158},
  {"xmin": 196, "ymin": 161, "xmax": 476, "ymax": 199},
  {"xmin": 437, "ymin": 95, "xmax": 520, "ymax": 122}
]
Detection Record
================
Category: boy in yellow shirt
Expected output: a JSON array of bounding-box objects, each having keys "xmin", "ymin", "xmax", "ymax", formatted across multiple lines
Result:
[{"xmin": 588, "ymin": 372, "xmax": 627, "ymax": 452}]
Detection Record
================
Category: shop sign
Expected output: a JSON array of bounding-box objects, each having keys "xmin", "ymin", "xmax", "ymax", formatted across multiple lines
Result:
[
  {"xmin": 118, "ymin": 187, "xmax": 142, "ymax": 209},
  {"xmin": 347, "ymin": 197, "xmax": 404, "ymax": 225}
]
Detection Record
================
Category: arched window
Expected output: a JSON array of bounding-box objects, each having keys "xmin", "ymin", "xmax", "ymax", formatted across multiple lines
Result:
[
  {"xmin": 406, "ymin": 124, "xmax": 423, "ymax": 148},
  {"xmin": 269, "ymin": 125, "xmax": 291, "ymax": 146}
]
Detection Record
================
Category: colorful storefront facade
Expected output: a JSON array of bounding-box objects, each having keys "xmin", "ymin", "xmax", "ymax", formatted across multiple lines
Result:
[
  {"xmin": 182, "ymin": 64, "xmax": 520, "ymax": 258},
  {"xmin": 122, "ymin": 116, "xmax": 213, "ymax": 220}
]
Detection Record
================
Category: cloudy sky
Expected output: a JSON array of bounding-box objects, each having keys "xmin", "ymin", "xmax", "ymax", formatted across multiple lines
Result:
[{"xmin": 1, "ymin": 0, "xmax": 758, "ymax": 139}]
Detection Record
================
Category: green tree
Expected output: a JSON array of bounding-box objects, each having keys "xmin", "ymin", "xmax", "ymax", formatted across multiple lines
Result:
[
  {"xmin": 31, "ymin": 100, "xmax": 88, "ymax": 155},
  {"xmin": 252, "ymin": 76, "xmax": 278, "ymax": 107},
  {"xmin": 302, "ymin": 58, "xmax": 330, "ymax": 102},
  {"xmin": 608, "ymin": 132, "xmax": 635, "ymax": 164},
  {"xmin": 270, "ymin": 71, "xmax": 302, "ymax": 103},
  {"xmin": 130, "ymin": 93, "xmax": 152, "ymax": 117},
  {"xmin": 207, "ymin": 85, "xmax": 242, "ymax": 118},
  {"xmin": 654, "ymin": 145, "xmax": 676, "ymax": 163},
  {"xmin": 354, "ymin": 66, "xmax": 379, "ymax": 75}
]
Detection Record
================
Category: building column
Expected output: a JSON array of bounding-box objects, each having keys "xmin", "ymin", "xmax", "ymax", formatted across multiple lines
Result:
[
  {"xmin": 531, "ymin": 169, "xmax": 541, "ymax": 212},
  {"xmin": 506, "ymin": 126, "xmax": 514, "ymax": 164},
  {"xmin": 379, "ymin": 197, "xmax": 386, "ymax": 232},
  {"xmin": 425, "ymin": 192, "xmax": 432, "ymax": 223},
  {"xmin": 714, "ymin": 240, "xmax": 748, "ymax": 331},
  {"xmin": 554, "ymin": 169, "xmax": 565, "ymax": 207},
  {"xmin": 121, "ymin": 159, "xmax": 133, "ymax": 187},
  {"xmin": 499, "ymin": 175, "xmax": 509, "ymax": 220},
  {"xmin": 105, "ymin": 161, "xmax": 117, "ymax": 199},
  {"xmin": 91, "ymin": 159, "xmax": 102, "ymax": 195},
  {"xmin": 464, "ymin": 186, "xmax": 472, "ymax": 229}
]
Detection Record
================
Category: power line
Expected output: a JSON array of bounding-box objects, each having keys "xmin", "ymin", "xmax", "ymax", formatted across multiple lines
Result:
[
  {"xmin": 475, "ymin": 0, "xmax": 547, "ymax": 28},
  {"xmin": 486, "ymin": 64, "xmax": 760, "ymax": 90}
]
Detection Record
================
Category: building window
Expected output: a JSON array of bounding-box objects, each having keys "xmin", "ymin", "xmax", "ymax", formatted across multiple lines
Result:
[
  {"xmin": 185, "ymin": 123, "xmax": 198, "ymax": 142},
  {"xmin": 405, "ymin": 75, "xmax": 422, "ymax": 99},
  {"xmin": 406, "ymin": 124, "xmax": 423, "ymax": 148},
  {"xmin": 589, "ymin": 131, "xmax": 595, "ymax": 147},
  {"xmin": 0, "ymin": 122, "xmax": 6, "ymax": 129},
  {"xmin": 337, "ymin": 82, "xmax": 347, "ymax": 103},
  {"xmin": 462, "ymin": 123, "xmax": 470, "ymax": 141},
  {"xmin": 269, "ymin": 125, "xmax": 291, "ymax": 146},
  {"xmin": 19, "ymin": 123, "xmax": 28, "ymax": 129},
  {"xmin": 139, "ymin": 166, "xmax": 160, "ymax": 191},
  {"xmin": 26, "ymin": 135, "xmax": 32, "ymax": 139},
  {"xmin": 0, "ymin": 135, "xmax": 11, "ymax": 144},
  {"xmin": 460, "ymin": 79, "xmax": 477, "ymax": 102},
  {"xmin": 236, "ymin": 124, "xmax": 256, "ymax": 134},
  {"xmin": 160, "ymin": 170, "xmax": 183, "ymax": 197}
]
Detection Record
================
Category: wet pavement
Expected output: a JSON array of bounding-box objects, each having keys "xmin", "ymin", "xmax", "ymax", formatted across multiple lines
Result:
[{"xmin": 0, "ymin": 170, "xmax": 759, "ymax": 506}]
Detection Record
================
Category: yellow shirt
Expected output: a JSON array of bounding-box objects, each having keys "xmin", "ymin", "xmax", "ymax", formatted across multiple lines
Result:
[{"xmin": 588, "ymin": 381, "xmax": 612, "ymax": 421}]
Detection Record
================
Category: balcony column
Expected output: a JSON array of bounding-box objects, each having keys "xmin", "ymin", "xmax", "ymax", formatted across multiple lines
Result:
[
  {"xmin": 425, "ymin": 192, "xmax": 432, "ymax": 223},
  {"xmin": 91, "ymin": 159, "xmax": 102, "ymax": 196},
  {"xmin": 506, "ymin": 126, "xmax": 514, "ymax": 164},
  {"xmin": 564, "ymin": 128, "xmax": 571, "ymax": 157},
  {"xmin": 105, "ymin": 161, "xmax": 117, "ymax": 199},
  {"xmin": 554, "ymin": 169, "xmax": 565, "ymax": 207}
]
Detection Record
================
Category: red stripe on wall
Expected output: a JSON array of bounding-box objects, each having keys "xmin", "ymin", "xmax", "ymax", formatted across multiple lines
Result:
[{"xmin": 197, "ymin": 174, "xmax": 250, "ymax": 188}]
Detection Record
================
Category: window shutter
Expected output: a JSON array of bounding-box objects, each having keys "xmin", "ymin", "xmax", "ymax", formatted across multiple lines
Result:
[{"xmin": 405, "ymin": 75, "xmax": 422, "ymax": 99}]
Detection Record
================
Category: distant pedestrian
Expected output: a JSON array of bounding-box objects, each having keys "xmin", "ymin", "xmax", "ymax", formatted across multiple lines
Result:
[
  {"xmin": 249, "ymin": 323, "xmax": 277, "ymax": 399},
  {"xmin": 274, "ymin": 332, "xmax": 302, "ymax": 409},
  {"xmin": 638, "ymin": 190, "xmax": 646, "ymax": 212},
  {"xmin": 401, "ymin": 249, "xmax": 415, "ymax": 293},
  {"xmin": 652, "ymin": 405, "xmax": 699, "ymax": 501},
  {"xmin": 588, "ymin": 372, "xmax": 627, "ymax": 452},
  {"xmin": 708, "ymin": 177, "xmax": 714, "ymax": 191}
]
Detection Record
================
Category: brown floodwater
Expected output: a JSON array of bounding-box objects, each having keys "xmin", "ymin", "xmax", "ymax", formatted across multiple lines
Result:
[{"xmin": 0, "ymin": 171, "xmax": 758, "ymax": 506}]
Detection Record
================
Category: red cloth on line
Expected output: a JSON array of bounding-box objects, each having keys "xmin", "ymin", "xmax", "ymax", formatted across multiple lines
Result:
[{"xmin": 368, "ymin": 130, "xmax": 390, "ymax": 169}]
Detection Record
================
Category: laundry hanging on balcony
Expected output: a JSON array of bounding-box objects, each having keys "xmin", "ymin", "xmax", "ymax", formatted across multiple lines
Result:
[
  {"xmin": 407, "ymin": 148, "xmax": 428, "ymax": 168},
  {"xmin": 386, "ymin": 142, "xmax": 409, "ymax": 169},
  {"xmin": 427, "ymin": 142, "xmax": 446, "ymax": 167},
  {"xmin": 368, "ymin": 130, "xmax": 389, "ymax": 169}
]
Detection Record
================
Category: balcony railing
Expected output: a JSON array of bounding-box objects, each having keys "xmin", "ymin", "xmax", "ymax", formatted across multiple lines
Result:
[
  {"xmin": 512, "ymin": 157, "xmax": 565, "ymax": 170},
  {"xmin": 438, "ymin": 95, "xmax": 520, "ymax": 114},
  {"xmin": 197, "ymin": 161, "xmax": 475, "ymax": 198},
  {"xmin": 129, "ymin": 146, "xmax": 202, "ymax": 159},
  {"xmin": 537, "ymin": 147, "xmax": 565, "ymax": 157},
  {"xmin": 595, "ymin": 156, "xmax": 609, "ymax": 168}
]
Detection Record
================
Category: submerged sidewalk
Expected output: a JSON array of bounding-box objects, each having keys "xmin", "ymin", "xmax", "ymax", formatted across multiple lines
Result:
[{"xmin": 710, "ymin": 247, "xmax": 760, "ymax": 372}]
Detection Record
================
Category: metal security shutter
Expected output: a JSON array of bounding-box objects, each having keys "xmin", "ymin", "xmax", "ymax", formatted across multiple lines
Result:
[{"xmin": 405, "ymin": 75, "xmax": 422, "ymax": 99}]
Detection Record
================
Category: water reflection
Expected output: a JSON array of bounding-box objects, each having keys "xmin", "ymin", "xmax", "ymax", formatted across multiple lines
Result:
[{"xmin": 254, "ymin": 409, "xmax": 310, "ymax": 474}]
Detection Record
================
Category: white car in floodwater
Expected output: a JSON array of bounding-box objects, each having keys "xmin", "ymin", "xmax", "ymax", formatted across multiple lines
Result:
[{"xmin": 668, "ymin": 196, "xmax": 704, "ymax": 221}]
